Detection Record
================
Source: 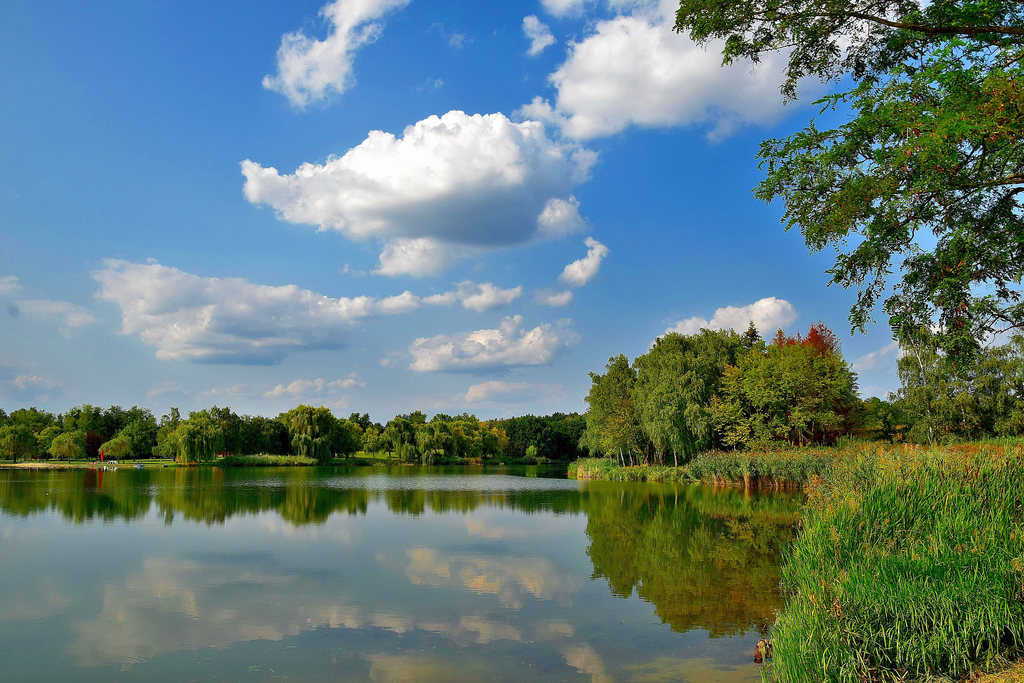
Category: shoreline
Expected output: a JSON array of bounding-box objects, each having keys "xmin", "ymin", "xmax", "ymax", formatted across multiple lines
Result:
[{"xmin": 0, "ymin": 455, "xmax": 568, "ymax": 471}]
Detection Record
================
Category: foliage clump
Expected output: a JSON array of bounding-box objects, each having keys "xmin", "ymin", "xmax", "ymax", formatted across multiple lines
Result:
[{"xmin": 582, "ymin": 324, "xmax": 859, "ymax": 466}]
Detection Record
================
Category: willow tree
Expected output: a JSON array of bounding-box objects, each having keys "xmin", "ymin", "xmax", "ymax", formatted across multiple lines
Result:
[
  {"xmin": 0, "ymin": 424, "xmax": 36, "ymax": 463},
  {"xmin": 282, "ymin": 405, "xmax": 335, "ymax": 464},
  {"xmin": 675, "ymin": 1, "xmax": 1024, "ymax": 359},
  {"xmin": 48, "ymin": 430, "xmax": 86, "ymax": 461},
  {"xmin": 633, "ymin": 330, "xmax": 746, "ymax": 465},
  {"xmin": 582, "ymin": 354, "xmax": 645, "ymax": 465}
]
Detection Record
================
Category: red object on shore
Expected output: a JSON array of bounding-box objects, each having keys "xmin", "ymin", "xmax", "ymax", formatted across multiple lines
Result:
[{"xmin": 100, "ymin": 450, "xmax": 104, "ymax": 462}]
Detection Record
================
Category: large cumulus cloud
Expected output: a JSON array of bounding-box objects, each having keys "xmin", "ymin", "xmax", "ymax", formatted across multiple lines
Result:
[
  {"xmin": 242, "ymin": 111, "xmax": 595, "ymax": 276},
  {"xmin": 521, "ymin": 0, "xmax": 792, "ymax": 140}
]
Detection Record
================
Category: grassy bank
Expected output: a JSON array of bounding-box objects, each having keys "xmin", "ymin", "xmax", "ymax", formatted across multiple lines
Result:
[
  {"xmin": 571, "ymin": 444, "xmax": 1024, "ymax": 681},
  {"xmin": 0, "ymin": 459, "xmax": 177, "ymax": 469},
  {"xmin": 569, "ymin": 447, "xmax": 841, "ymax": 486},
  {"xmin": 215, "ymin": 454, "xmax": 318, "ymax": 466},
  {"xmin": 769, "ymin": 446, "xmax": 1024, "ymax": 681}
]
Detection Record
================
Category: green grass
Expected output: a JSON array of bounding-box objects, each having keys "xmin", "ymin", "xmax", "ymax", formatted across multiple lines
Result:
[
  {"xmin": 216, "ymin": 454, "xmax": 318, "ymax": 466},
  {"xmin": 766, "ymin": 445, "xmax": 1024, "ymax": 682},
  {"xmin": 0, "ymin": 458, "xmax": 177, "ymax": 468}
]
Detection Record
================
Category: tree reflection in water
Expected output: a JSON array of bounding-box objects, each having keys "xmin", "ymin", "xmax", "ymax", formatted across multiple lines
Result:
[
  {"xmin": 0, "ymin": 467, "xmax": 799, "ymax": 647},
  {"xmin": 581, "ymin": 481, "xmax": 799, "ymax": 637}
]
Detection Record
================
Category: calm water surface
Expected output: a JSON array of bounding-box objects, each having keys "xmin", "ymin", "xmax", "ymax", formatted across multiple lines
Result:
[{"xmin": 0, "ymin": 465, "xmax": 800, "ymax": 682}]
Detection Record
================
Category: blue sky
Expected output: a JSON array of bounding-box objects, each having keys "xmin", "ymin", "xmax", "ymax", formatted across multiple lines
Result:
[{"xmin": 0, "ymin": 0, "xmax": 901, "ymax": 421}]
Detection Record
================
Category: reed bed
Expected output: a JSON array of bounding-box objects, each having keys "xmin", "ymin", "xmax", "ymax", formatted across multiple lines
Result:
[
  {"xmin": 216, "ymin": 454, "xmax": 318, "ymax": 466},
  {"xmin": 569, "ymin": 457, "xmax": 684, "ymax": 482},
  {"xmin": 768, "ymin": 445, "xmax": 1024, "ymax": 681}
]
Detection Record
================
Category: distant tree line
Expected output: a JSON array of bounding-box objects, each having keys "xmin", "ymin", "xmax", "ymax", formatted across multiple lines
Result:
[{"xmin": 0, "ymin": 402, "xmax": 587, "ymax": 465}]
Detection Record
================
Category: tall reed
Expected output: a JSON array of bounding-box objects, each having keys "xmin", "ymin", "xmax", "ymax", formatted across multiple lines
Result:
[{"xmin": 768, "ymin": 446, "xmax": 1024, "ymax": 681}]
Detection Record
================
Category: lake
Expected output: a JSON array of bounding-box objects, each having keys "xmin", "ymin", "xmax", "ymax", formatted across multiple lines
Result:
[{"xmin": 0, "ymin": 465, "xmax": 800, "ymax": 681}]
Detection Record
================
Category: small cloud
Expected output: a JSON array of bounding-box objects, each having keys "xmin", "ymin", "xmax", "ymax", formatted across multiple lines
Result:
[
  {"xmin": 429, "ymin": 23, "xmax": 470, "ymax": 49},
  {"xmin": 17, "ymin": 299, "xmax": 96, "ymax": 331},
  {"xmin": 409, "ymin": 315, "xmax": 579, "ymax": 372},
  {"xmin": 0, "ymin": 364, "xmax": 61, "ymax": 403},
  {"xmin": 147, "ymin": 381, "xmax": 186, "ymax": 399},
  {"xmin": 540, "ymin": 0, "xmax": 589, "ymax": 18},
  {"xmin": 523, "ymin": 15, "xmax": 555, "ymax": 56},
  {"xmin": 424, "ymin": 281, "xmax": 522, "ymax": 313},
  {"xmin": 262, "ymin": 0, "xmax": 412, "ymax": 107},
  {"xmin": 533, "ymin": 289, "xmax": 574, "ymax": 307},
  {"xmin": 418, "ymin": 78, "xmax": 445, "ymax": 92},
  {"xmin": 262, "ymin": 374, "xmax": 365, "ymax": 399},
  {"xmin": 463, "ymin": 380, "xmax": 535, "ymax": 403},
  {"xmin": 0, "ymin": 275, "xmax": 21, "ymax": 296},
  {"xmin": 851, "ymin": 342, "xmax": 900, "ymax": 373},
  {"xmin": 558, "ymin": 237, "xmax": 608, "ymax": 287},
  {"xmin": 200, "ymin": 384, "xmax": 252, "ymax": 399},
  {"xmin": 666, "ymin": 297, "xmax": 797, "ymax": 336}
]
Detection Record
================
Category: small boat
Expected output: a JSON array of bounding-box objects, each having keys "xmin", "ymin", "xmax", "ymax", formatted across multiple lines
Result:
[{"xmin": 134, "ymin": 464, "xmax": 144, "ymax": 470}]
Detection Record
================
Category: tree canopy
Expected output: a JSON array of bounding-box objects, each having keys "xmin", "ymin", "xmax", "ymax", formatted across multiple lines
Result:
[{"xmin": 675, "ymin": 1, "xmax": 1024, "ymax": 358}]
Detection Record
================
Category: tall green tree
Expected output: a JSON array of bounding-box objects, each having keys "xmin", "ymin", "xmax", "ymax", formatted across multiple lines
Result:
[
  {"xmin": 281, "ymin": 405, "xmax": 335, "ymax": 463},
  {"xmin": 634, "ymin": 330, "xmax": 746, "ymax": 465},
  {"xmin": 711, "ymin": 328, "xmax": 860, "ymax": 447},
  {"xmin": 582, "ymin": 355, "xmax": 645, "ymax": 465},
  {"xmin": 675, "ymin": 1, "xmax": 1024, "ymax": 358},
  {"xmin": 173, "ymin": 411, "xmax": 225, "ymax": 464},
  {"xmin": 0, "ymin": 424, "xmax": 37, "ymax": 462},
  {"xmin": 896, "ymin": 329, "xmax": 1024, "ymax": 441},
  {"xmin": 98, "ymin": 434, "xmax": 131, "ymax": 460},
  {"xmin": 49, "ymin": 431, "xmax": 86, "ymax": 461},
  {"xmin": 117, "ymin": 417, "xmax": 159, "ymax": 459}
]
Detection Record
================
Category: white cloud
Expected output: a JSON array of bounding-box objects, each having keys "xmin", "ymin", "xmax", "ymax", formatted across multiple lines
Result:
[
  {"xmin": 374, "ymin": 238, "xmax": 474, "ymax": 277},
  {"xmin": 262, "ymin": 0, "xmax": 411, "ymax": 107},
  {"xmin": 409, "ymin": 315, "xmax": 579, "ymax": 372},
  {"xmin": 558, "ymin": 237, "xmax": 608, "ymax": 287},
  {"xmin": 423, "ymin": 281, "xmax": 522, "ymax": 312},
  {"xmin": 16, "ymin": 299, "xmax": 96, "ymax": 329},
  {"xmin": 263, "ymin": 374, "xmax": 365, "ymax": 399},
  {"xmin": 0, "ymin": 364, "xmax": 61, "ymax": 404},
  {"xmin": 537, "ymin": 197, "xmax": 586, "ymax": 238},
  {"xmin": 95, "ymin": 259, "xmax": 425, "ymax": 364},
  {"xmin": 523, "ymin": 15, "xmax": 556, "ymax": 56},
  {"xmin": 666, "ymin": 297, "xmax": 797, "ymax": 336},
  {"xmin": 376, "ymin": 290, "xmax": 421, "ymax": 315},
  {"xmin": 93, "ymin": 260, "xmax": 519, "ymax": 364},
  {"xmin": 0, "ymin": 275, "xmax": 20, "ymax": 296},
  {"xmin": 533, "ymin": 289, "xmax": 574, "ymax": 307},
  {"xmin": 147, "ymin": 381, "xmax": 186, "ymax": 399},
  {"xmin": 463, "ymin": 380, "xmax": 535, "ymax": 403},
  {"xmin": 851, "ymin": 342, "xmax": 900, "ymax": 373},
  {"xmin": 429, "ymin": 23, "xmax": 469, "ymax": 49},
  {"xmin": 520, "ymin": 1, "xmax": 791, "ymax": 140},
  {"xmin": 540, "ymin": 0, "xmax": 590, "ymax": 17},
  {"xmin": 242, "ymin": 110, "xmax": 595, "ymax": 276}
]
